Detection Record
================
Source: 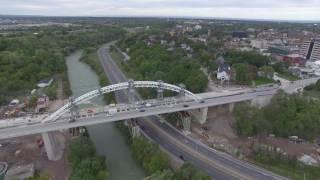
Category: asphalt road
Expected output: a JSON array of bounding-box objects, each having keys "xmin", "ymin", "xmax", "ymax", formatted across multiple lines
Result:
[{"xmin": 97, "ymin": 47, "xmax": 287, "ymax": 180}]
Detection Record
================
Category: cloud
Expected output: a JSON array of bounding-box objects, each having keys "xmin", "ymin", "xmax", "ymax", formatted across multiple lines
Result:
[{"xmin": 0, "ymin": 0, "xmax": 320, "ymax": 20}]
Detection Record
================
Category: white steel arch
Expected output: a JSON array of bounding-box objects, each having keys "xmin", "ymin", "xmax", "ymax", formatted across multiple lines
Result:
[{"xmin": 43, "ymin": 81, "xmax": 202, "ymax": 123}]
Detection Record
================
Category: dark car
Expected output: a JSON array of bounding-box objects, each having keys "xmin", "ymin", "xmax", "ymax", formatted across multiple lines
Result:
[
  {"xmin": 183, "ymin": 104, "xmax": 189, "ymax": 108},
  {"xmin": 139, "ymin": 109, "xmax": 146, "ymax": 112},
  {"xmin": 179, "ymin": 155, "xmax": 185, "ymax": 161},
  {"xmin": 69, "ymin": 118, "xmax": 76, "ymax": 123}
]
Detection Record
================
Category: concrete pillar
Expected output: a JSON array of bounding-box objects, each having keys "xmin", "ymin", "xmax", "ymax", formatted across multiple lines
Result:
[
  {"xmin": 178, "ymin": 112, "xmax": 191, "ymax": 135},
  {"xmin": 251, "ymin": 95, "xmax": 272, "ymax": 108},
  {"xmin": 69, "ymin": 97, "xmax": 79, "ymax": 121},
  {"xmin": 229, "ymin": 103, "xmax": 235, "ymax": 112},
  {"xmin": 132, "ymin": 126, "xmax": 141, "ymax": 138},
  {"xmin": 157, "ymin": 80, "xmax": 164, "ymax": 100},
  {"xmin": 189, "ymin": 107, "xmax": 208, "ymax": 124},
  {"xmin": 181, "ymin": 116, "xmax": 191, "ymax": 135},
  {"xmin": 128, "ymin": 79, "xmax": 135, "ymax": 104},
  {"xmin": 178, "ymin": 84, "xmax": 186, "ymax": 102},
  {"xmin": 42, "ymin": 132, "xmax": 64, "ymax": 161}
]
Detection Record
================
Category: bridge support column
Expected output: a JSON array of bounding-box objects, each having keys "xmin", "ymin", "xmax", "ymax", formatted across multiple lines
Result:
[
  {"xmin": 251, "ymin": 95, "xmax": 273, "ymax": 108},
  {"xmin": 178, "ymin": 84, "xmax": 186, "ymax": 103},
  {"xmin": 69, "ymin": 127, "xmax": 86, "ymax": 137},
  {"xmin": 42, "ymin": 131, "xmax": 64, "ymax": 161},
  {"xmin": 157, "ymin": 80, "xmax": 164, "ymax": 100},
  {"xmin": 189, "ymin": 107, "xmax": 208, "ymax": 124},
  {"xmin": 69, "ymin": 97, "xmax": 79, "ymax": 121},
  {"xmin": 229, "ymin": 103, "xmax": 234, "ymax": 112},
  {"xmin": 178, "ymin": 112, "xmax": 191, "ymax": 135},
  {"xmin": 128, "ymin": 79, "xmax": 135, "ymax": 104},
  {"xmin": 132, "ymin": 126, "xmax": 141, "ymax": 138}
]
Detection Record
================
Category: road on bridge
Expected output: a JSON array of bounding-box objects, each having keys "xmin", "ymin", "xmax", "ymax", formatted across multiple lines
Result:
[{"xmin": 97, "ymin": 45, "xmax": 287, "ymax": 180}]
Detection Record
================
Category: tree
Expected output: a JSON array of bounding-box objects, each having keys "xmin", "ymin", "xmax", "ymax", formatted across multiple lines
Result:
[
  {"xmin": 174, "ymin": 163, "xmax": 211, "ymax": 180},
  {"xmin": 259, "ymin": 66, "xmax": 274, "ymax": 79},
  {"xmin": 233, "ymin": 63, "xmax": 256, "ymax": 85},
  {"xmin": 147, "ymin": 170, "xmax": 175, "ymax": 180},
  {"xmin": 68, "ymin": 137, "xmax": 96, "ymax": 167}
]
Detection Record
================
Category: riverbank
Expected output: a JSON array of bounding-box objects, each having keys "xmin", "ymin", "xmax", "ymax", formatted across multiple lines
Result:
[{"xmin": 66, "ymin": 49, "xmax": 146, "ymax": 180}]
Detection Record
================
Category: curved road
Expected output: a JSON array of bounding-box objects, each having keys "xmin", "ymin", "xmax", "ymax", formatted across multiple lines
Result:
[{"xmin": 97, "ymin": 46, "xmax": 287, "ymax": 180}]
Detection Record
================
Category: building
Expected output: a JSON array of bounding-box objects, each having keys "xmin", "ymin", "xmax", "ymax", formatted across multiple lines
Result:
[
  {"xmin": 289, "ymin": 66, "xmax": 314, "ymax": 79},
  {"xmin": 282, "ymin": 54, "xmax": 305, "ymax": 66},
  {"xmin": 216, "ymin": 57, "xmax": 231, "ymax": 81},
  {"xmin": 0, "ymin": 162, "xmax": 8, "ymax": 180},
  {"xmin": 306, "ymin": 61, "xmax": 320, "ymax": 76},
  {"xmin": 269, "ymin": 46, "xmax": 290, "ymax": 56},
  {"xmin": 300, "ymin": 39, "xmax": 320, "ymax": 61},
  {"xmin": 300, "ymin": 40, "xmax": 314, "ymax": 60},
  {"xmin": 35, "ymin": 95, "xmax": 49, "ymax": 113},
  {"xmin": 251, "ymin": 39, "xmax": 268, "ymax": 49},
  {"xmin": 194, "ymin": 25, "xmax": 202, "ymax": 30},
  {"xmin": 232, "ymin": 31, "xmax": 248, "ymax": 39},
  {"xmin": 311, "ymin": 41, "xmax": 320, "ymax": 61}
]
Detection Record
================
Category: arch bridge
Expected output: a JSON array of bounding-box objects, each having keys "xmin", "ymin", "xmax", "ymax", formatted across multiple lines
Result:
[{"xmin": 43, "ymin": 80, "xmax": 203, "ymax": 123}]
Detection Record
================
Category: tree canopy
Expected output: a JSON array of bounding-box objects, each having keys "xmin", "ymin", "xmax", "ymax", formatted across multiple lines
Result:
[
  {"xmin": 234, "ymin": 91, "xmax": 320, "ymax": 140},
  {"xmin": 0, "ymin": 25, "xmax": 124, "ymax": 105}
]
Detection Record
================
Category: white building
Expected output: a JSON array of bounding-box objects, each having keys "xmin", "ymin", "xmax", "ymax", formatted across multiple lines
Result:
[
  {"xmin": 250, "ymin": 39, "xmax": 268, "ymax": 49},
  {"xmin": 310, "ymin": 41, "xmax": 320, "ymax": 61},
  {"xmin": 305, "ymin": 61, "xmax": 320, "ymax": 76},
  {"xmin": 300, "ymin": 40, "xmax": 320, "ymax": 61},
  {"xmin": 217, "ymin": 64, "xmax": 231, "ymax": 81},
  {"xmin": 194, "ymin": 25, "xmax": 202, "ymax": 30}
]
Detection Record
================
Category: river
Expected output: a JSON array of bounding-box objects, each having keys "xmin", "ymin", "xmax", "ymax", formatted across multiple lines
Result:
[{"xmin": 66, "ymin": 50, "xmax": 146, "ymax": 180}]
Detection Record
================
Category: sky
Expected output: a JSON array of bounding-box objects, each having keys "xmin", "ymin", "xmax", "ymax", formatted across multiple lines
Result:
[{"xmin": 1, "ymin": 0, "xmax": 320, "ymax": 21}]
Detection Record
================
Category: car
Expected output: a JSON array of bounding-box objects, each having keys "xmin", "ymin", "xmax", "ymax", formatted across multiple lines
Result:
[
  {"xmin": 69, "ymin": 118, "xmax": 76, "ymax": 123},
  {"xmin": 200, "ymin": 100, "xmax": 205, "ymax": 103},
  {"xmin": 139, "ymin": 109, "xmax": 146, "ymax": 112},
  {"xmin": 179, "ymin": 155, "xmax": 185, "ymax": 161},
  {"xmin": 183, "ymin": 104, "xmax": 189, "ymax": 108}
]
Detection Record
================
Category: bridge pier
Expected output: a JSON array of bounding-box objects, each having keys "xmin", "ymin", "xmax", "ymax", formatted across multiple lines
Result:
[
  {"xmin": 189, "ymin": 107, "xmax": 208, "ymax": 124},
  {"xmin": 178, "ymin": 84, "xmax": 186, "ymax": 102},
  {"xmin": 251, "ymin": 95, "xmax": 273, "ymax": 108},
  {"xmin": 69, "ymin": 97, "xmax": 79, "ymax": 121},
  {"xmin": 128, "ymin": 79, "xmax": 135, "ymax": 104},
  {"xmin": 178, "ymin": 112, "xmax": 191, "ymax": 135},
  {"xmin": 157, "ymin": 80, "xmax": 164, "ymax": 100},
  {"xmin": 229, "ymin": 103, "xmax": 234, "ymax": 112},
  {"xmin": 42, "ymin": 131, "xmax": 65, "ymax": 161},
  {"xmin": 132, "ymin": 126, "xmax": 141, "ymax": 138},
  {"xmin": 69, "ymin": 127, "xmax": 86, "ymax": 137}
]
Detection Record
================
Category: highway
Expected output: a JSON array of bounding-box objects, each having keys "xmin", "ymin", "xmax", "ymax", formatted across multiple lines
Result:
[
  {"xmin": 97, "ymin": 47, "xmax": 287, "ymax": 180},
  {"xmin": 2, "ymin": 45, "xmax": 315, "ymax": 179}
]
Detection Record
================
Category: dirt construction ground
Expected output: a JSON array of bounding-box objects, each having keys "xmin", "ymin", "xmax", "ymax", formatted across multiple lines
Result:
[
  {"xmin": 190, "ymin": 105, "xmax": 319, "ymax": 158},
  {"xmin": 0, "ymin": 132, "xmax": 70, "ymax": 180}
]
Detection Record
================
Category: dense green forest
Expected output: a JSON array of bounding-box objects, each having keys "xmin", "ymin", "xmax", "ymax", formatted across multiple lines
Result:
[
  {"xmin": 0, "ymin": 25, "xmax": 125, "ymax": 105},
  {"xmin": 234, "ymin": 91, "xmax": 320, "ymax": 140},
  {"xmin": 117, "ymin": 37, "xmax": 208, "ymax": 93},
  {"xmin": 68, "ymin": 136, "xmax": 108, "ymax": 180}
]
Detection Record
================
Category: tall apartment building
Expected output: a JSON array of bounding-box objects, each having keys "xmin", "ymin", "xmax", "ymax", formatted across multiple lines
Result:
[
  {"xmin": 300, "ymin": 39, "xmax": 320, "ymax": 61},
  {"xmin": 310, "ymin": 41, "xmax": 320, "ymax": 61}
]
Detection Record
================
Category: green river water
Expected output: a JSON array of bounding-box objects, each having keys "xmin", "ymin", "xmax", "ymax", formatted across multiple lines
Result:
[{"xmin": 66, "ymin": 50, "xmax": 146, "ymax": 180}]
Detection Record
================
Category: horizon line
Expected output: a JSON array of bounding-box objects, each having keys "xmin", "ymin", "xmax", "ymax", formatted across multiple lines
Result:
[{"xmin": 0, "ymin": 14, "xmax": 320, "ymax": 23}]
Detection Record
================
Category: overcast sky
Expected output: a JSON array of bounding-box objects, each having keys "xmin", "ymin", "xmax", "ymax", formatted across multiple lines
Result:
[{"xmin": 1, "ymin": 0, "xmax": 320, "ymax": 21}]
